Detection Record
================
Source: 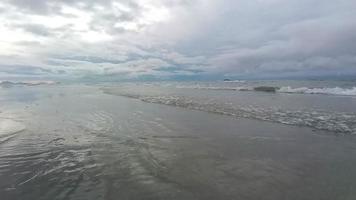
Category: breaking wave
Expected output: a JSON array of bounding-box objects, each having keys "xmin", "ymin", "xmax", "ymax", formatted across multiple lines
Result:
[
  {"xmin": 175, "ymin": 85, "xmax": 356, "ymax": 96},
  {"xmin": 277, "ymin": 86, "xmax": 356, "ymax": 96},
  {"xmin": 103, "ymin": 89, "xmax": 356, "ymax": 134},
  {"xmin": 176, "ymin": 85, "xmax": 247, "ymax": 91}
]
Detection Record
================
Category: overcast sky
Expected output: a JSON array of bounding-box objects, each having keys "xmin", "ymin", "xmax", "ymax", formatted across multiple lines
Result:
[{"xmin": 0, "ymin": 0, "xmax": 356, "ymax": 80}]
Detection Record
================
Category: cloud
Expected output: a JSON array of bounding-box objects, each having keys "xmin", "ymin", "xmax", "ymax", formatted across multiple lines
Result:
[
  {"xmin": 12, "ymin": 24, "xmax": 53, "ymax": 36},
  {"xmin": 0, "ymin": 0, "xmax": 355, "ymax": 80},
  {"xmin": 207, "ymin": 10, "xmax": 356, "ymax": 77}
]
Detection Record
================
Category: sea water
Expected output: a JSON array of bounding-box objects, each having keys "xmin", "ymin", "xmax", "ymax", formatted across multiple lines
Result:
[{"xmin": 0, "ymin": 80, "xmax": 356, "ymax": 200}]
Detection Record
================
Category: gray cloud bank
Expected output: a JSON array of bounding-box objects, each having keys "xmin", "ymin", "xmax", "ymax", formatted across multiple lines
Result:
[{"xmin": 0, "ymin": 0, "xmax": 355, "ymax": 80}]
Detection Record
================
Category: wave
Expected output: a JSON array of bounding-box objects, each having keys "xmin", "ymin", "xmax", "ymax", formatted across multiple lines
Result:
[
  {"xmin": 175, "ymin": 84, "xmax": 356, "ymax": 96},
  {"xmin": 176, "ymin": 85, "xmax": 248, "ymax": 91},
  {"xmin": 223, "ymin": 80, "xmax": 246, "ymax": 83},
  {"xmin": 103, "ymin": 89, "xmax": 356, "ymax": 134},
  {"xmin": 277, "ymin": 86, "xmax": 356, "ymax": 96}
]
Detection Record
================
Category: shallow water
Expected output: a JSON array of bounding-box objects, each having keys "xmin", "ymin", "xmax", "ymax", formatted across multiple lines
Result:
[{"xmin": 1, "ymin": 84, "xmax": 356, "ymax": 200}]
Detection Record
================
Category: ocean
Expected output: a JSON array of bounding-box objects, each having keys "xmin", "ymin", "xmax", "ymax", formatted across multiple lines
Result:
[{"xmin": 0, "ymin": 80, "xmax": 356, "ymax": 199}]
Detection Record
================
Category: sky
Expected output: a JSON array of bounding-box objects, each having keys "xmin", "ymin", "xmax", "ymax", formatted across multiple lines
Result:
[{"xmin": 0, "ymin": 0, "xmax": 356, "ymax": 81}]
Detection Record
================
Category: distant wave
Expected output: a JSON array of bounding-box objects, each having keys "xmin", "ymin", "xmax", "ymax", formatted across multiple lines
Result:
[
  {"xmin": 278, "ymin": 86, "xmax": 356, "ymax": 96},
  {"xmin": 223, "ymin": 80, "xmax": 246, "ymax": 83},
  {"xmin": 103, "ymin": 89, "xmax": 356, "ymax": 134},
  {"xmin": 176, "ymin": 85, "xmax": 247, "ymax": 91}
]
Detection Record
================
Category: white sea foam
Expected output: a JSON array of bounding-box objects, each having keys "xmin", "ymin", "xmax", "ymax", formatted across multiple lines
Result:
[{"xmin": 278, "ymin": 86, "xmax": 356, "ymax": 96}]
